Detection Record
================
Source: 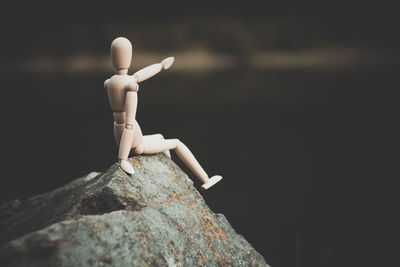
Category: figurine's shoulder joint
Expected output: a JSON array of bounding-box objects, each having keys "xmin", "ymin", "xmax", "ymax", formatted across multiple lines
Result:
[
  {"xmin": 104, "ymin": 78, "xmax": 110, "ymax": 89},
  {"xmin": 126, "ymin": 81, "xmax": 139, "ymax": 92}
]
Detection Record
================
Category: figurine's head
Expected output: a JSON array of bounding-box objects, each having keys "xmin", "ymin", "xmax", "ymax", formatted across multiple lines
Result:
[{"xmin": 111, "ymin": 37, "xmax": 132, "ymax": 74}]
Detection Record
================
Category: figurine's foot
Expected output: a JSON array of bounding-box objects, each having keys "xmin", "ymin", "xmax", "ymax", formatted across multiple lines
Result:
[
  {"xmin": 120, "ymin": 160, "xmax": 135, "ymax": 175},
  {"xmin": 161, "ymin": 57, "xmax": 175, "ymax": 69},
  {"xmin": 201, "ymin": 175, "xmax": 223, "ymax": 190}
]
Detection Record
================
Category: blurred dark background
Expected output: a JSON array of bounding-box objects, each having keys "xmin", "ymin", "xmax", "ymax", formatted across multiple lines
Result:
[{"xmin": 0, "ymin": 1, "xmax": 398, "ymax": 266}]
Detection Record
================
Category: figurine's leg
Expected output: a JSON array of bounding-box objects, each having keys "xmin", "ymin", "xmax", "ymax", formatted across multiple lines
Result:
[
  {"xmin": 142, "ymin": 134, "xmax": 171, "ymax": 157},
  {"xmin": 142, "ymin": 138, "xmax": 222, "ymax": 190},
  {"xmin": 113, "ymin": 122, "xmax": 125, "ymax": 145},
  {"xmin": 113, "ymin": 112, "xmax": 126, "ymax": 145},
  {"xmin": 118, "ymin": 126, "xmax": 135, "ymax": 174}
]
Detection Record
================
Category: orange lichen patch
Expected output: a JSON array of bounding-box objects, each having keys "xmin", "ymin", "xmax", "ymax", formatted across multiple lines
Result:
[
  {"xmin": 164, "ymin": 240, "xmax": 183, "ymax": 256},
  {"xmin": 169, "ymin": 167, "xmax": 179, "ymax": 179},
  {"xmin": 65, "ymin": 216, "xmax": 73, "ymax": 220},
  {"xmin": 118, "ymin": 170, "xmax": 130, "ymax": 178},
  {"xmin": 170, "ymin": 183, "xmax": 194, "ymax": 207},
  {"xmin": 209, "ymin": 220, "xmax": 228, "ymax": 240},
  {"xmin": 132, "ymin": 158, "xmax": 143, "ymax": 167},
  {"xmin": 167, "ymin": 193, "xmax": 188, "ymax": 204},
  {"xmin": 187, "ymin": 204, "xmax": 197, "ymax": 209},
  {"xmin": 196, "ymin": 213, "xmax": 229, "ymax": 247},
  {"xmin": 136, "ymin": 225, "xmax": 149, "ymax": 237},
  {"xmin": 92, "ymin": 227, "xmax": 98, "ymax": 233},
  {"xmin": 170, "ymin": 247, "xmax": 183, "ymax": 255},
  {"xmin": 197, "ymin": 253, "xmax": 207, "ymax": 265},
  {"xmin": 204, "ymin": 241, "xmax": 229, "ymax": 265},
  {"xmin": 200, "ymin": 209, "xmax": 209, "ymax": 216},
  {"xmin": 223, "ymin": 255, "xmax": 232, "ymax": 264}
]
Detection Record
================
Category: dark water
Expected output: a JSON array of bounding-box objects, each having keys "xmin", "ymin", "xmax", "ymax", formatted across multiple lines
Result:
[{"xmin": 0, "ymin": 61, "xmax": 397, "ymax": 266}]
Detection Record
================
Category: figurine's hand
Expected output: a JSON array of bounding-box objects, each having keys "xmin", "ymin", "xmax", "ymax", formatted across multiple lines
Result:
[
  {"xmin": 161, "ymin": 57, "xmax": 175, "ymax": 69},
  {"xmin": 120, "ymin": 159, "xmax": 135, "ymax": 175}
]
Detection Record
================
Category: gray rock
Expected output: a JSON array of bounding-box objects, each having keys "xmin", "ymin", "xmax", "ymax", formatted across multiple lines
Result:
[{"xmin": 0, "ymin": 154, "xmax": 268, "ymax": 266}]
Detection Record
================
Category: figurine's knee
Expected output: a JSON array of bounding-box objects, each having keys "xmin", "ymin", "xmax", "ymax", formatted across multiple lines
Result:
[
  {"xmin": 175, "ymin": 139, "xmax": 191, "ymax": 152},
  {"xmin": 134, "ymin": 144, "xmax": 144, "ymax": 155},
  {"xmin": 174, "ymin": 139, "xmax": 182, "ymax": 149},
  {"xmin": 164, "ymin": 138, "xmax": 180, "ymax": 150}
]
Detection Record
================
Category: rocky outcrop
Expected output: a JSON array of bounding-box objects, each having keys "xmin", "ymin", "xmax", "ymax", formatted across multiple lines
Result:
[{"xmin": 0, "ymin": 154, "xmax": 268, "ymax": 266}]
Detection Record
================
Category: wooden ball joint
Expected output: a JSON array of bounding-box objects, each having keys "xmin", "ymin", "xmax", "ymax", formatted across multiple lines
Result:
[{"xmin": 104, "ymin": 37, "xmax": 222, "ymax": 190}]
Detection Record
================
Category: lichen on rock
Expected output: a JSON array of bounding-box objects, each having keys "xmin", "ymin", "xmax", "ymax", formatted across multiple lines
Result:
[{"xmin": 0, "ymin": 154, "xmax": 268, "ymax": 266}]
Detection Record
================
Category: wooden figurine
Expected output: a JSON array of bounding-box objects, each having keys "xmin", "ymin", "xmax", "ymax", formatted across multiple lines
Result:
[{"xmin": 104, "ymin": 37, "xmax": 222, "ymax": 190}]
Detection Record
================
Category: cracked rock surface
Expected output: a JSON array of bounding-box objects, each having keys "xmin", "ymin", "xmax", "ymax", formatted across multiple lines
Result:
[{"xmin": 0, "ymin": 154, "xmax": 268, "ymax": 266}]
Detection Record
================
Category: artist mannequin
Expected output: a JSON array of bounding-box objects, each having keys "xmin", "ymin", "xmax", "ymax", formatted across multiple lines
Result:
[{"xmin": 104, "ymin": 37, "xmax": 222, "ymax": 190}]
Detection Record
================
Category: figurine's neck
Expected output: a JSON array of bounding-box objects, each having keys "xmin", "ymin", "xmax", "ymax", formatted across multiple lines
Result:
[{"xmin": 116, "ymin": 69, "xmax": 128, "ymax": 75}]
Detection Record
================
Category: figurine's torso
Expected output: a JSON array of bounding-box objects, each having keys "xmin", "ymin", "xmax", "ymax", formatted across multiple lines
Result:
[
  {"xmin": 106, "ymin": 74, "xmax": 143, "ymax": 148},
  {"xmin": 107, "ymin": 74, "xmax": 134, "ymax": 111}
]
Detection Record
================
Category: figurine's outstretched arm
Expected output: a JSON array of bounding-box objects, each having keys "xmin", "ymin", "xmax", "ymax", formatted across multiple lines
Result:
[
  {"xmin": 118, "ymin": 82, "xmax": 139, "ymax": 174},
  {"xmin": 133, "ymin": 57, "xmax": 174, "ymax": 83}
]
